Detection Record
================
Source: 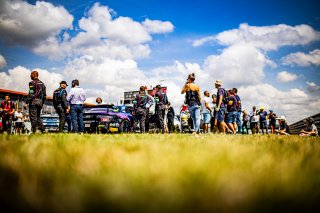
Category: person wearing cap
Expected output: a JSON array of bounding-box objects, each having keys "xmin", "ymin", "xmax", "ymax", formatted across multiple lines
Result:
[
  {"xmin": 275, "ymin": 116, "xmax": 290, "ymax": 135},
  {"xmin": 300, "ymin": 117, "xmax": 318, "ymax": 136},
  {"xmin": 155, "ymin": 85, "xmax": 169, "ymax": 133},
  {"xmin": 214, "ymin": 79, "xmax": 227, "ymax": 134},
  {"xmin": 249, "ymin": 106, "xmax": 259, "ymax": 134},
  {"xmin": 258, "ymin": 106, "xmax": 268, "ymax": 134},
  {"xmin": 182, "ymin": 73, "xmax": 202, "ymax": 135},
  {"xmin": 53, "ymin": 80, "xmax": 69, "ymax": 132},
  {"xmin": 268, "ymin": 109, "xmax": 277, "ymax": 134}
]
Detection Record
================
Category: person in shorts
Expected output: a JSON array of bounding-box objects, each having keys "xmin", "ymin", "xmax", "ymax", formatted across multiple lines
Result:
[
  {"xmin": 226, "ymin": 89, "xmax": 238, "ymax": 134},
  {"xmin": 214, "ymin": 80, "xmax": 227, "ymax": 134},
  {"xmin": 258, "ymin": 106, "xmax": 268, "ymax": 134},
  {"xmin": 201, "ymin": 91, "xmax": 212, "ymax": 133}
]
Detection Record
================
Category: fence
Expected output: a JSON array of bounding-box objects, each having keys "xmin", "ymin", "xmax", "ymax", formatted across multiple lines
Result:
[{"xmin": 289, "ymin": 113, "xmax": 320, "ymax": 135}]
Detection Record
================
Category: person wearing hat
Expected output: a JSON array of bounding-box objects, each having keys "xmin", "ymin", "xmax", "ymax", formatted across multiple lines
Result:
[
  {"xmin": 53, "ymin": 80, "xmax": 69, "ymax": 132},
  {"xmin": 275, "ymin": 116, "xmax": 290, "ymax": 135},
  {"xmin": 258, "ymin": 106, "xmax": 268, "ymax": 134},
  {"xmin": 300, "ymin": 117, "xmax": 318, "ymax": 136},
  {"xmin": 268, "ymin": 109, "xmax": 277, "ymax": 134},
  {"xmin": 181, "ymin": 73, "xmax": 202, "ymax": 135},
  {"xmin": 155, "ymin": 84, "xmax": 169, "ymax": 133},
  {"xmin": 214, "ymin": 79, "xmax": 227, "ymax": 134}
]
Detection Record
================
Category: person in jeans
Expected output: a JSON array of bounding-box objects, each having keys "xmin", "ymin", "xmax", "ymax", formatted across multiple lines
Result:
[
  {"xmin": 201, "ymin": 91, "xmax": 212, "ymax": 133},
  {"xmin": 181, "ymin": 73, "xmax": 201, "ymax": 135},
  {"xmin": 67, "ymin": 79, "xmax": 86, "ymax": 133}
]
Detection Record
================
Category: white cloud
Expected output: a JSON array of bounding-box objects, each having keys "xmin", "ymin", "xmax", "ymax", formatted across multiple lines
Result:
[
  {"xmin": 203, "ymin": 44, "xmax": 272, "ymax": 87},
  {"xmin": 0, "ymin": 0, "xmax": 73, "ymax": 46},
  {"xmin": 142, "ymin": 19, "xmax": 174, "ymax": 34},
  {"xmin": 282, "ymin": 49, "xmax": 320, "ymax": 67},
  {"xmin": 0, "ymin": 54, "xmax": 6, "ymax": 68},
  {"xmin": 277, "ymin": 71, "xmax": 298, "ymax": 82},
  {"xmin": 306, "ymin": 81, "xmax": 320, "ymax": 93},
  {"xmin": 194, "ymin": 23, "xmax": 320, "ymax": 50},
  {"xmin": 33, "ymin": 2, "xmax": 173, "ymax": 60},
  {"xmin": 0, "ymin": 66, "xmax": 63, "ymax": 95},
  {"xmin": 238, "ymin": 83, "xmax": 316, "ymax": 124}
]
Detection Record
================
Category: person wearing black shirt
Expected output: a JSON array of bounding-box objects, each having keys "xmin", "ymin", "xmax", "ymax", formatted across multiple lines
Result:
[
  {"xmin": 133, "ymin": 86, "xmax": 148, "ymax": 133},
  {"xmin": 0, "ymin": 94, "xmax": 15, "ymax": 134},
  {"xmin": 24, "ymin": 70, "xmax": 46, "ymax": 133},
  {"xmin": 53, "ymin": 81, "xmax": 69, "ymax": 132},
  {"xmin": 167, "ymin": 102, "xmax": 175, "ymax": 133},
  {"xmin": 155, "ymin": 85, "xmax": 169, "ymax": 133}
]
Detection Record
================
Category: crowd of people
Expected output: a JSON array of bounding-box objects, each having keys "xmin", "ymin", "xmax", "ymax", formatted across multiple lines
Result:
[{"xmin": 0, "ymin": 70, "xmax": 318, "ymax": 136}]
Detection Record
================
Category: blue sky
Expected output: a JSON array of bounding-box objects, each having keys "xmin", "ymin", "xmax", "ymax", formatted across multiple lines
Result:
[{"xmin": 0, "ymin": 0, "xmax": 319, "ymax": 123}]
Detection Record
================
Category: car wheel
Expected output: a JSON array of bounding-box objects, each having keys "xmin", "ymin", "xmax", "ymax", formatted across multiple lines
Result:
[{"xmin": 119, "ymin": 119, "xmax": 131, "ymax": 133}]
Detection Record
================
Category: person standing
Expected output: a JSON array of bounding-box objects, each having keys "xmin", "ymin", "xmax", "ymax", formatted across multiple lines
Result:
[
  {"xmin": 214, "ymin": 80, "xmax": 227, "ymax": 134},
  {"xmin": 181, "ymin": 73, "xmax": 201, "ymax": 135},
  {"xmin": 210, "ymin": 94, "xmax": 217, "ymax": 133},
  {"xmin": 258, "ymin": 106, "xmax": 268, "ymax": 134},
  {"xmin": 167, "ymin": 102, "xmax": 175, "ymax": 133},
  {"xmin": 67, "ymin": 79, "xmax": 86, "ymax": 133},
  {"xmin": 133, "ymin": 86, "xmax": 147, "ymax": 133},
  {"xmin": 53, "ymin": 81, "xmax": 69, "ymax": 133},
  {"xmin": 233, "ymin": 88, "xmax": 242, "ymax": 133},
  {"xmin": 242, "ymin": 110, "xmax": 250, "ymax": 134},
  {"xmin": 226, "ymin": 90, "xmax": 238, "ymax": 134},
  {"xmin": 145, "ymin": 88, "xmax": 154, "ymax": 133},
  {"xmin": 250, "ymin": 106, "xmax": 259, "ymax": 134},
  {"xmin": 155, "ymin": 85, "xmax": 169, "ymax": 133},
  {"xmin": 14, "ymin": 108, "xmax": 24, "ymax": 134},
  {"xmin": 268, "ymin": 109, "xmax": 277, "ymax": 134},
  {"xmin": 25, "ymin": 70, "xmax": 46, "ymax": 133},
  {"xmin": 201, "ymin": 91, "xmax": 212, "ymax": 133},
  {"xmin": 1, "ymin": 94, "xmax": 15, "ymax": 134}
]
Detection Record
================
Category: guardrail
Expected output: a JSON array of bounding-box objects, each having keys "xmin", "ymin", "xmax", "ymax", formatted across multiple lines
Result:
[{"xmin": 289, "ymin": 113, "xmax": 320, "ymax": 135}]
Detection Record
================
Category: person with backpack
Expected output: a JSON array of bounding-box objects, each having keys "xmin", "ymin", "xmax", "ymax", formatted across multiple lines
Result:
[
  {"xmin": 53, "ymin": 81, "xmax": 69, "ymax": 132},
  {"xmin": 214, "ymin": 80, "xmax": 227, "ymax": 134},
  {"xmin": 1, "ymin": 94, "xmax": 15, "ymax": 134},
  {"xmin": 24, "ymin": 70, "xmax": 46, "ymax": 134},
  {"xmin": 133, "ymin": 86, "xmax": 148, "ymax": 133},
  {"xmin": 181, "ymin": 73, "xmax": 201, "ymax": 135},
  {"xmin": 155, "ymin": 85, "xmax": 169, "ymax": 133}
]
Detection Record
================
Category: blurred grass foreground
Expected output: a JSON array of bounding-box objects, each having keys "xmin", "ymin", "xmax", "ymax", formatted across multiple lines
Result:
[{"xmin": 0, "ymin": 134, "xmax": 320, "ymax": 212}]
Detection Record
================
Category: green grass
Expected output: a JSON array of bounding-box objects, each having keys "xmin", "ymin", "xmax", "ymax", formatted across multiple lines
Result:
[{"xmin": 0, "ymin": 134, "xmax": 320, "ymax": 212}]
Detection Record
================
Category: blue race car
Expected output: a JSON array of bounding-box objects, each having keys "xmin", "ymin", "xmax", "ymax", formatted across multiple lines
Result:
[{"xmin": 83, "ymin": 104, "xmax": 133, "ymax": 133}]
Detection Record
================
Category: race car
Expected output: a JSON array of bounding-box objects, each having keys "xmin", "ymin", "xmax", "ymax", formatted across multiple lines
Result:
[{"xmin": 83, "ymin": 105, "xmax": 132, "ymax": 133}]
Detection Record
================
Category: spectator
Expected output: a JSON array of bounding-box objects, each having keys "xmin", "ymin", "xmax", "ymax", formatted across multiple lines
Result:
[
  {"xmin": 145, "ymin": 87, "xmax": 155, "ymax": 133},
  {"xmin": 258, "ymin": 106, "xmax": 268, "ymax": 134},
  {"xmin": 25, "ymin": 70, "xmax": 46, "ymax": 134},
  {"xmin": 300, "ymin": 117, "xmax": 318, "ymax": 136},
  {"xmin": 1, "ymin": 94, "xmax": 15, "ymax": 134},
  {"xmin": 67, "ymin": 79, "xmax": 86, "ymax": 133},
  {"xmin": 226, "ymin": 89, "xmax": 238, "ymax": 134},
  {"xmin": 233, "ymin": 88, "xmax": 242, "ymax": 133},
  {"xmin": 155, "ymin": 85, "xmax": 169, "ymax": 133},
  {"xmin": 210, "ymin": 94, "xmax": 217, "ymax": 133},
  {"xmin": 53, "ymin": 81, "xmax": 69, "ymax": 133},
  {"xmin": 275, "ymin": 116, "xmax": 290, "ymax": 135},
  {"xmin": 250, "ymin": 106, "xmax": 259, "ymax": 134},
  {"xmin": 133, "ymin": 86, "xmax": 147, "ymax": 133},
  {"xmin": 242, "ymin": 110, "xmax": 250, "ymax": 134},
  {"xmin": 167, "ymin": 102, "xmax": 175, "ymax": 133},
  {"xmin": 14, "ymin": 108, "xmax": 24, "ymax": 134},
  {"xmin": 96, "ymin": 97, "xmax": 106, "ymax": 105},
  {"xmin": 181, "ymin": 73, "xmax": 202, "ymax": 135},
  {"xmin": 268, "ymin": 109, "xmax": 277, "ymax": 134},
  {"xmin": 202, "ymin": 91, "xmax": 212, "ymax": 133},
  {"xmin": 214, "ymin": 80, "xmax": 227, "ymax": 134}
]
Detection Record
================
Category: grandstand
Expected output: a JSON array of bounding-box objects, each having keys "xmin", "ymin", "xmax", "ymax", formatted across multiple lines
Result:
[{"xmin": 289, "ymin": 113, "xmax": 320, "ymax": 135}]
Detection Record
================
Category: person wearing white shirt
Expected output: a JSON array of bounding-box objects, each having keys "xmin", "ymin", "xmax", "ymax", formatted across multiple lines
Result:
[
  {"xmin": 250, "ymin": 106, "xmax": 259, "ymax": 134},
  {"xmin": 67, "ymin": 79, "xmax": 86, "ymax": 133},
  {"xmin": 202, "ymin": 91, "xmax": 212, "ymax": 133},
  {"xmin": 14, "ymin": 108, "xmax": 24, "ymax": 134}
]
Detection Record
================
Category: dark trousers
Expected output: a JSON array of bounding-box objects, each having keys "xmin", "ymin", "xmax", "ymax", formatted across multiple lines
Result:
[
  {"xmin": 242, "ymin": 121, "xmax": 249, "ymax": 134},
  {"xmin": 56, "ymin": 106, "xmax": 66, "ymax": 133},
  {"xmin": 167, "ymin": 117, "xmax": 174, "ymax": 133},
  {"xmin": 2, "ymin": 116, "xmax": 12, "ymax": 134},
  {"xmin": 156, "ymin": 106, "xmax": 165, "ymax": 133},
  {"xmin": 133, "ymin": 109, "xmax": 146, "ymax": 133},
  {"xmin": 29, "ymin": 104, "xmax": 44, "ymax": 133},
  {"xmin": 71, "ymin": 104, "xmax": 84, "ymax": 133},
  {"xmin": 66, "ymin": 114, "xmax": 72, "ymax": 132},
  {"xmin": 145, "ymin": 108, "xmax": 150, "ymax": 132}
]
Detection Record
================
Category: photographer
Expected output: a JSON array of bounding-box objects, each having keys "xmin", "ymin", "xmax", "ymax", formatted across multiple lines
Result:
[
  {"xmin": 1, "ymin": 94, "xmax": 15, "ymax": 134},
  {"xmin": 181, "ymin": 73, "xmax": 201, "ymax": 135}
]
